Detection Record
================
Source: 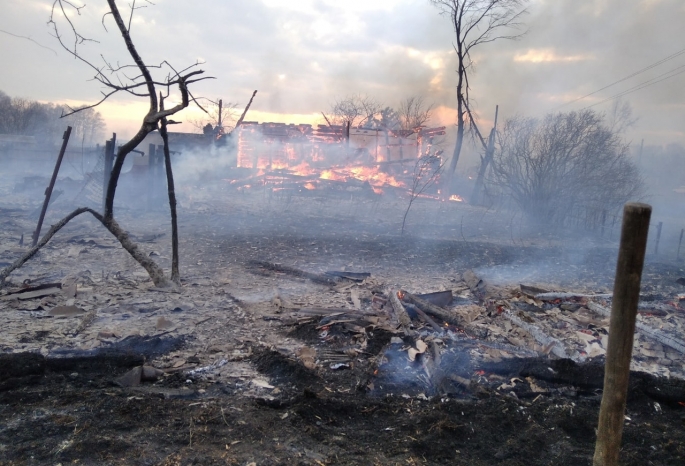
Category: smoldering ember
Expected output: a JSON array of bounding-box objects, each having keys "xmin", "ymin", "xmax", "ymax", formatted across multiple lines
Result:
[{"xmin": 2, "ymin": 1, "xmax": 685, "ymax": 466}]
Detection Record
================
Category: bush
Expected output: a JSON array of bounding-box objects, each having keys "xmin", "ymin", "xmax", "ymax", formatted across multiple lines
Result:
[{"xmin": 488, "ymin": 110, "xmax": 644, "ymax": 227}]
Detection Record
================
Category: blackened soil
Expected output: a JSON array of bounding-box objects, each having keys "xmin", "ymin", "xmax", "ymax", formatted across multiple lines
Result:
[{"xmin": 1, "ymin": 350, "xmax": 684, "ymax": 466}]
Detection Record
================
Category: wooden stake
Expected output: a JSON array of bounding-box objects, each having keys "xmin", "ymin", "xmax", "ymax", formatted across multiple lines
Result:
[
  {"xmin": 677, "ymin": 228, "xmax": 684, "ymax": 260},
  {"xmin": 593, "ymin": 202, "xmax": 651, "ymax": 466},
  {"xmin": 32, "ymin": 126, "xmax": 72, "ymax": 246}
]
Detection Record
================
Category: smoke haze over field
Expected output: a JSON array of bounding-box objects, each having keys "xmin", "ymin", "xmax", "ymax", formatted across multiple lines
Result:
[{"xmin": 1, "ymin": 0, "xmax": 684, "ymax": 157}]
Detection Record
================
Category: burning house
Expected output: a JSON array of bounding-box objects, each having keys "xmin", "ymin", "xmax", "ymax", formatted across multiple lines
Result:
[
  {"xmin": 236, "ymin": 122, "xmax": 446, "ymax": 169},
  {"xmin": 231, "ymin": 121, "xmax": 447, "ymax": 195}
]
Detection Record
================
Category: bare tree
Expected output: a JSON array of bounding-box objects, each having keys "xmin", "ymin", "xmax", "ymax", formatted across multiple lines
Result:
[
  {"xmin": 488, "ymin": 110, "xmax": 645, "ymax": 228},
  {"xmin": 397, "ymin": 96, "xmax": 434, "ymax": 131},
  {"xmin": 429, "ymin": 0, "xmax": 528, "ymax": 184},
  {"xmin": 189, "ymin": 98, "xmax": 239, "ymax": 135},
  {"xmin": 607, "ymin": 98, "xmax": 638, "ymax": 135},
  {"xmin": 1, "ymin": 0, "xmax": 212, "ymax": 288},
  {"xmin": 329, "ymin": 94, "xmax": 383, "ymax": 128},
  {"xmin": 402, "ymin": 154, "xmax": 444, "ymax": 234}
]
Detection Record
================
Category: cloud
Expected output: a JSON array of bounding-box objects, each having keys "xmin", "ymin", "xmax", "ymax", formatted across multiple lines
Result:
[
  {"xmin": 514, "ymin": 49, "xmax": 594, "ymax": 63},
  {"xmin": 0, "ymin": 0, "xmax": 683, "ymax": 147}
]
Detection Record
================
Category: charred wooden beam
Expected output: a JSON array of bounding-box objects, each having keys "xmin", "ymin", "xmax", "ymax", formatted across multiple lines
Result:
[
  {"xmin": 400, "ymin": 290, "xmax": 466, "ymax": 328},
  {"xmin": 247, "ymin": 261, "xmax": 340, "ymax": 286},
  {"xmin": 325, "ymin": 271, "xmax": 371, "ymax": 282},
  {"xmin": 388, "ymin": 289, "xmax": 413, "ymax": 334},
  {"xmin": 503, "ymin": 310, "xmax": 572, "ymax": 360},
  {"xmin": 587, "ymin": 301, "xmax": 685, "ymax": 354},
  {"xmin": 404, "ymin": 303, "xmax": 444, "ymax": 333},
  {"xmin": 535, "ymin": 292, "xmax": 613, "ymax": 301},
  {"xmin": 416, "ymin": 290, "xmax": 453, "ymax": 307}
]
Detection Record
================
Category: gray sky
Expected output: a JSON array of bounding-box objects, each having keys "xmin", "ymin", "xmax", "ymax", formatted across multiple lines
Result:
[{"xmin": 2, "ymin": 0, "xmax": 684, "ymax": 154}]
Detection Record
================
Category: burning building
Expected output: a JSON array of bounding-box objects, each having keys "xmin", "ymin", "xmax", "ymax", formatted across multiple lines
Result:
[
  {"xmin": 235, "ymin": 122, "xmax": 446, "ymax": 170},
  {"xmin": 231, "ymin": 122, "xmax": 447, "ymax": 196}
]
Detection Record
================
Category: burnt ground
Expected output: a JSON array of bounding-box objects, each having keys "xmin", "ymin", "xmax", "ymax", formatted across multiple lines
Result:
[{"xmin": 1, "ymin": 179, "xmax": 685, "ymax": 465}]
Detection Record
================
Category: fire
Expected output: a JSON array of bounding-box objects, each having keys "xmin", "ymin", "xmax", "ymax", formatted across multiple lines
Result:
[
  {"xmin": 289, "ymin": 162, "xmax": 315, "ymax": 177},
  {"xmin": 317, "ymin": 165, "xmax": 404, "ymax": 189},
  {"xmin": 303, "ymin": 182, "xmax": 316, "ymax": 190},
  {"xmin": 320, "ymin": 169, "xmax": 346, "ymax": 181},
  {"xmin": 449, "ymin": 194, "xmax": 464, "ymax": 202}
]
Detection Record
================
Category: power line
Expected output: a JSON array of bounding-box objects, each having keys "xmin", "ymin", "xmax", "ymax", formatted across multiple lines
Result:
[
  {"xmin": 557, "ymin": 46, "xmax": 685, "ymax": 108},
  {"xmin": 581, "ymin": 63, "xmax": 685, "ymax": 110}
]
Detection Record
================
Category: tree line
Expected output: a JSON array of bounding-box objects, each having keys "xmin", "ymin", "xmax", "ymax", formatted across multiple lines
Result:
[{"xmin": 0, "ymin": 90, "xmax": 105, "ymax": 146}]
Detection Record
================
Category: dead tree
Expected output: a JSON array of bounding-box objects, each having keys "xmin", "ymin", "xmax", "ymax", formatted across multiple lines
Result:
[
  {"xmin": 0, "ymin": 0, "xmax": 212, "ymax": 288},
  {"xmin": 401, "ymin": 154, "xmax": 444, "ymax": 234},
  {"xmin": 189, "ymin": 98, "xmax": 239, "ymax": 135},
  {"xmin": 429, "ymin": 0, "xmax": 527, "ymax": 188},
  {"xmin": 470, "ymin": 104, "xmax": 498, "ymax": 205},
  {"xmin": 397, "ymin": 96, "xmax": 434, "ymax": 131},
  {"xmin": 330, "ymin": 94, "xmax": 382, "ymax": 129}
]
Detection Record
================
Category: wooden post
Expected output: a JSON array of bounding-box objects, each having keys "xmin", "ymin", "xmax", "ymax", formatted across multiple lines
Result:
[
  {"xmin": 654, "ymin": 221, "xmax": 663, "ymax": 255},
  {"xmin": 147, "ymin": 143, "xmax": 156, "ymax": 210},
  {"xmin": 593, "ymin": 202, "xmax": 651, "ymax": 466},
  {"xmin": 677, "ymin": 228, "xmax": 684, "ymax": 260},
  {"xmin": 217, "ymin": 98, "xmax": 223, "ymax": 131},
  {"xmin": 32, "ymin": 126, "xmax": 72, "ymax": 246},
  {"xmin": 102, "ymin": 133, "xmax": 116, "ymax": 213}
]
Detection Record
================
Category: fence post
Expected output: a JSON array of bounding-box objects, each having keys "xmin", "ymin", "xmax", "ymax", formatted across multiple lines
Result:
[
  {"xmin": 147, "ymin": 144, "xmax": 156, "ymax": 210},
  {"xmin": 593, "ymin": 202, "xmax": 651, "ymax": 466},
  {"xmin": 102, "ymin": 133, "xmax": 116, "ymax": 213},
  {"xmin": 678, "ymin": 229, "xmax": 684, "ymax": 261},
  {"xmin": 654, "ymin": 221, "xmax": 663, "ymax": 255},
  {"xmin": 32, "ymin": 126, "xmax": 72, "ymax": 246}
]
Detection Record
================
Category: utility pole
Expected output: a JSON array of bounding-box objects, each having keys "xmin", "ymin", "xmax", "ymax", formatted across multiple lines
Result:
[{"xmin": 217, "ymin": 99, "xmax": 223, "ymax": 132}]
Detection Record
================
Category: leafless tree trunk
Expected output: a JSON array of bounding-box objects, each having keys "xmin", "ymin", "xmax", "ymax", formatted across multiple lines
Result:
[
  {"xmin": 159, "ymin": 94, "xmax": 180, "ymax": 285},
  {"xmin": 0, "ymin": 1, "xmax": 212, "ymax": 288},
  {"xmin": 430, "ymin": 0, "xmax": 527, "ymax": 189},
  {"xmin": 470, "ymin": 105, "xmax": 498, "ymax": 205}
]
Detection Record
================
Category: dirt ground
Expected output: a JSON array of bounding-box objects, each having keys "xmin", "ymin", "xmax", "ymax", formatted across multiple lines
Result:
[{"xmin": 1, "ymin": 173, "xmax": 685, "ymax": 465}]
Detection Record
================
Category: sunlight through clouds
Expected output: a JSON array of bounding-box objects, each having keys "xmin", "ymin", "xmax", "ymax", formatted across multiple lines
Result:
[{"xmin": 514, "ymin": 49, "xmax": 594, "ymax": 63}]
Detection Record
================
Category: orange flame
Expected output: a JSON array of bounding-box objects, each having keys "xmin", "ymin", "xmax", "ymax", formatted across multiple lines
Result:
[{"xmin": 449, "ymin": 194, "xmax": 464, "ymax": 202}]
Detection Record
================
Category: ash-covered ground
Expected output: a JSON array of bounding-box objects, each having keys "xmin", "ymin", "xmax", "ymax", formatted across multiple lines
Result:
[{"xmin": 1, "ymin": 165, "xmax": 684, "ymax": 465}]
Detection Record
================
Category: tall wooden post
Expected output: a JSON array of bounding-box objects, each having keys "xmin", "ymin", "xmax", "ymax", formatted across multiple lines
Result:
[
  {"xmin": 677, "ymin": 228, "xmax": 684, "ymax": 260},
  {"xmin": 654, "ymin": 221, "xmax": 663, "ymax": 255},
  {"xmin": 147, "ymin": 143, "xmax": 156, "ymax": 210},
  {"xmin": 32, "ymin": 126, "xmax": 72, "ymax": 246},
  {"xmin": 102, "ymin": 133, "xmax": 116, "ymax": 213},
  {"xmin": 593, "ymin": 202, "xmax": 651, "ymax": 466}
]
